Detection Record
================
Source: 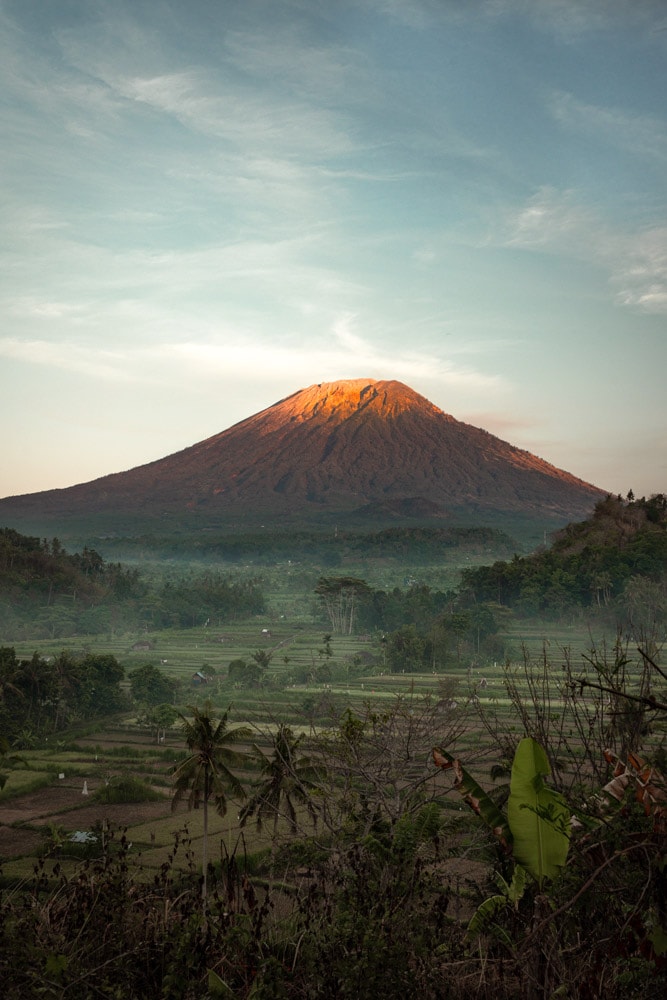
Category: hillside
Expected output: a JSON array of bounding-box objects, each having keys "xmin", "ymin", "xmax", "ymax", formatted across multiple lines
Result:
[
  {"xmin": 0, "ymin": 529, "xmax": 135, "ymax": 608},
  {"xmin": 460, "ymin": 493, "xmax": 667, "ymax": 621}
]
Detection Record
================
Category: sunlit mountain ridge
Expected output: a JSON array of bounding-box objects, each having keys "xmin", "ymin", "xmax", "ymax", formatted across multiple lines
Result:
[{"xmin": 0, "ymin": 379, "xmax": 607, "ymax": 536}]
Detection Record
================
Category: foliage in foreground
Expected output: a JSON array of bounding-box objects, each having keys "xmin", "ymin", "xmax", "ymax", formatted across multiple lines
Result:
[
  {"xmin": 1, "ymin": 640, "xmax": 666, "ymax": 998},
  {"xmin": 0, "ymin": 822, "xmax": 477, "ymax": 999}
]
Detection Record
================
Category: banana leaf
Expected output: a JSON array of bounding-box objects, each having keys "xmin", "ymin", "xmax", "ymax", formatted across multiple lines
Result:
[
  {"xmin": 467, "ymin": 864, "xmax": 527, "ymax": 946},
  {"xmin": 433, "ymin": 747, "xmax": 512, "ymax": 852},
  {"xmin": 466, "ymin": 894, "xmax": 513, "ymax": 946},
  {"xmin": 507, "ymin": 738, "xmax": 570, "ymax": 887}
]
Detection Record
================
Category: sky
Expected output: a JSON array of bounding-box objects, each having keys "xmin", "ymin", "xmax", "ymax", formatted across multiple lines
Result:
[{"xmin": 1, "ymin": 0, "xmax": 666, "ymax": 503}]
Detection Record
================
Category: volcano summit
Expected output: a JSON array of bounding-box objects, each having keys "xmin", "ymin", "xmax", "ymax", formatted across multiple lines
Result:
[{"xmin": 0, "ymin": 379, "xmax": 606, "ymax": 534}]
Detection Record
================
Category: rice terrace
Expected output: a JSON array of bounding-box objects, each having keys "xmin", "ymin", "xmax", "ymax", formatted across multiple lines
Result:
[{"xmin": 1, "ymin": 491, "xmax": 665, "ymax": 998}]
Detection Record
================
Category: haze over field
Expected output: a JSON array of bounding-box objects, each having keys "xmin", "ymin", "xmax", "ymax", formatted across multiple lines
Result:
[{"xmin": 1, "ymin": 0, "xmax": 665, "ymax": 501}]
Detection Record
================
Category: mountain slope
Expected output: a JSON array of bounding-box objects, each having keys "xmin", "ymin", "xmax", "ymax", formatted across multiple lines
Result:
[{"xmin": 0, "ymin": 379, "xmax": 606, "ymax": 531}]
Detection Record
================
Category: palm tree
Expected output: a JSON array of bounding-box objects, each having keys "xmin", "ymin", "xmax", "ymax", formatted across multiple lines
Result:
[
  {"xmin": 50, "ymin": 651, "xmax": 82, "ymax": 731},
  {"xmin": 171, "ymin": 701, "xmax": 251, "ymax": 901},
  {"xmin": 239, "ymin": 724, "xmax": 321, "ymax": 843},
  {"xmin": 0, "ymin": 648, "xmax": 25, "ymax": 706},
  {"xmin": 0, "ymin": 735, "xmax": 27, "ymax": 791}
]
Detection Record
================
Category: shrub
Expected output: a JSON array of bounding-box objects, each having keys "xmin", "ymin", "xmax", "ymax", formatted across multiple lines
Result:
[{"xmin": 92, "ymin": 775, "xmax": 164, "ymax": 804}]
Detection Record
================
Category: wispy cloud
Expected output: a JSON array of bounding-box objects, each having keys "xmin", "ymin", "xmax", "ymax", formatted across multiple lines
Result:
[
  {"xmin": 504, "ymin": 187, "xmax": 597, "ymax": 251},
  {"xmin": 483, "ymin": 0, "xmax": 667, "ymax": 39},
  {"xmin": 550, "ymin": 91, "xmax": 667, "ymax": 162},
  {"xmin": 0, "ymin": 338, "xmax": 145, "ymax": 382},
  {"xmin": 462, "ymin": 410, "xmax": 546, "ymax": 436},
  {"xmin": 158, "ymin": 312, "xmax": 505, "ymax": 391},
  {"xmin": 222, "ymin": 27, "xmax": 370, "ymax": 104},
  {"xmin": 369, "ymin": 0, "xmax": 667, "ymax": 39},
  {"xmin": 0, "ymin": 310, "xmax": 505, "ymax": 398},
  {"xmin": 53, "ymin": 12, "xmax": 363, "ymax": 164},
  {"xmin": 502, "ymin": 187, "xmax": 667, "ymax": 316},
  {"xmin": 612, "ymin": 227, "xmax": 667, "ymax": 313},
  {"xmin": 0, "ymin": 13, "xmax": 369, "ymax": 251},
  {"xmin": 118, "ymin": 70, "xmax": 357, "ymax": 158}
]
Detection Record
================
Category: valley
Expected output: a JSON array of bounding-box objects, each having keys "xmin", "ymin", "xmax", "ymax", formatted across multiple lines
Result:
[{"xmin": 0, "ymin": 384, "xmax": 664, "ymax": 998}]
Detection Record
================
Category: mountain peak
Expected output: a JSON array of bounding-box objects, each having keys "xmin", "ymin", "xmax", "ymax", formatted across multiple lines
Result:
[
  {"xmin": 0, "ymin": 377, "xmax": 606, "ymax": 533},
  {"xmin": 274, "ymin": 379, "xmax": 442, "ymax": 421}
]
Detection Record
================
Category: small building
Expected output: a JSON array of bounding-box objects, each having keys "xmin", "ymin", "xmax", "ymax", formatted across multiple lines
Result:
[{"xmin": 191, "ymin": 671, "xmax": 209, "ymax": 686}]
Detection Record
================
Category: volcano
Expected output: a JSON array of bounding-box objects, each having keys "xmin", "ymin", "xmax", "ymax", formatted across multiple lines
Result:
[{"xmin": 0, "ymin": 379, "xmax": 606, "ymax": 534}]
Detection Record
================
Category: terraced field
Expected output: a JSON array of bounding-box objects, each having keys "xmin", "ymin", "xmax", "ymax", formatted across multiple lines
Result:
[{"xmin": 2, "ymin": 615, "xmax": 626, "ymax": 887}]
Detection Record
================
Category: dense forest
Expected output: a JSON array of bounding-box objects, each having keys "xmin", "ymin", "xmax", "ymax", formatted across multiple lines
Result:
[
  {"xmin": 2, "ymin": 494, "xmax": 665, "ymax": 655},
  {"xmin": 0, "ymin": 528, "xmax": 265, "ymax": 639},
  {"xmin": 459, "ymin": 494, "xmax": 667, "ymax": 625},
  {"xmin": 0, "ymin": 646, "xmax": 127, "ymax": 745},
  {"xmin": 307, "ymin": 495, "xmax": 666, "ymax": 673}
]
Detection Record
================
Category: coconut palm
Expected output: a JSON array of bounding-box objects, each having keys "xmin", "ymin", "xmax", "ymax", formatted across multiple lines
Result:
[
  {"xmin": 239, "ymin": 724, "xmax": 321, "ymax": 841},
  {"xmin": 0, "ymin": 647, "xmax": 24, "ymax": 706},
  {"xmin": 0, "ymin": 735, "xmax": 27, "ymax": 791},
  {"xmin": 171, "ymin": 701, "xmax": 251, "ymax": 901}
]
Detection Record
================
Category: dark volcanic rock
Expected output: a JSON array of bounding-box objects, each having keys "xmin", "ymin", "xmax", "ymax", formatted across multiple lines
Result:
[{"xmin": 0, "ymin": 379, "xmax": 606, "ymax": 529}]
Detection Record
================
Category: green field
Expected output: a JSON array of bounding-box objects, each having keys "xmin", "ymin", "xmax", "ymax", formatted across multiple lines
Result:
[{"xmin": 1, "ymin": 611, "xmax": 640, "ymax": 878}]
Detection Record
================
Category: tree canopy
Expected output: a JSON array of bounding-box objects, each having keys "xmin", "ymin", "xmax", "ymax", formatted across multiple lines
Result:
[{"xmin": 459, "ymin": 494, "xmax": 667, "ymax": 622}]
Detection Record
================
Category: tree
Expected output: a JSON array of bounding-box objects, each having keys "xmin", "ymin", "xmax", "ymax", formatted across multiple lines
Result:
[
  {"xmin": 384, "ymin": 624, "xmax": 428, "ymax": 672},
  {"xmin": 251, "ymin": 648, "xmax": 273, "ymax": 670},
  {"xmin": 315, "ymin": 576, "xmax": 370, "ymax": 634},
  {"xmin": 128, "ymin": 663, "xmax": 178, "ymax": 706},
  {"xmin": 50, "ymin": 651, "xmax": 83, "ymax": 730},
  {"xmin": 312, "ymin": 695, "xmax": 467, "ymax": 840},
  {"xmin": 0, "ymin": 734, "xmax": 27, "ymax": 791},
  {"xmin": 620, "ymin": 575, "xmax": 667, "ymax": 633},
  {"xmin": 171, "ymin": 702, "xmax": 250, "ymax": 901},
  {"xmin": 0, "ymin": 648, "xmax": 25, "ymax": 739},
  {"xmin": 239, "ymin": 724, "xmax": 321, "ymax": 841},
  {"xmin": 76, "ymin": 653, "xmax": 125, "ymax": 716},
  {"xmin": 590, "ymin": 571, "xmax": 613, "ymax": 607},
  {"xmin": 228, "ymin": 658, "xmax": 265, "ymax": 688},
  {"xmin": 137, "ymin": 703, "xmax": 178, "ymax": 743},
  {"xmin": 9, "ymin": 652, "xmax": 52, "ymax": 735}
]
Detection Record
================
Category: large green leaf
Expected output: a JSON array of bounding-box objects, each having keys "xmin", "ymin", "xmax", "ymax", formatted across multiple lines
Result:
[
  {"xmin": 467, "ymin": 863, "xmax": 527, "ymax": 946},
  {"xmin": 466, "ymin": 894, "xmax": 514, "ymax": 947},
  {"xmin": 207, "ymin": 969, "xmax": 236, "ymax": 997},
  {"xmin": 507, "ymin": 738, "xmax": 570, "ymax": 887},
  {"xmin": 495, "ymin": 862, "xmax": 527, "ymax": 905}
]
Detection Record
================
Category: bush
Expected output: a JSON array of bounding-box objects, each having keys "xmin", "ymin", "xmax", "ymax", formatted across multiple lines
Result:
[{"xmin": 92, "ymin": 775, "xmax": 164, "ymax": 804}]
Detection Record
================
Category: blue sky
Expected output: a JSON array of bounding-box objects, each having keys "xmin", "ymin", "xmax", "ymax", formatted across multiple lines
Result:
[{"xmin": 1, "ymin": 0, "xmax": 665, "ymax": 502}]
